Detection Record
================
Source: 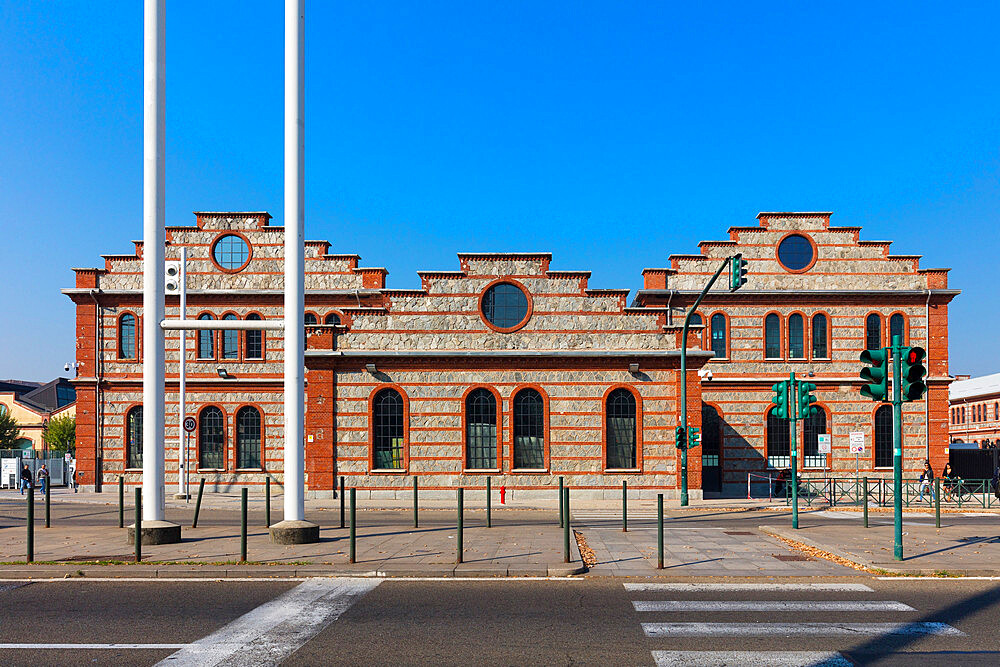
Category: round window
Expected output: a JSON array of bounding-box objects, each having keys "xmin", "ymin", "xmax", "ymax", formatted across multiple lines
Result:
[
  {"xmin": 776, "ymin": 234, "xmax": 816, "ymax": 272},
  {"xmin": 481, "ymin": 282, "xmax": 530, "ymax": 331},
  {"xmin": 212, "ymin": 234, "xmax": 251, "ymax": 271}
]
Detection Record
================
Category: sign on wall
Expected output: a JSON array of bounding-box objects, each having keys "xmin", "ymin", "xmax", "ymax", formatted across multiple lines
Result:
[
  {"xmin": 817, "ymin": 434, "xmax": 831, "ymax": 454},
  {"xmin": 849, "ymin": 431, "xmax": 866, "ymax": 454}
]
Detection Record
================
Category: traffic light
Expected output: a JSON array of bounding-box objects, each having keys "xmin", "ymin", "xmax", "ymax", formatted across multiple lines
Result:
[
  {"xmin": 729, "ymin": 253, "xmax": 748, "ymax": 292},
  {"xmin": 771, "ymin": 381, "xmax": 789, "ymax": 419},
  {"xmin": 900, "ymin": 346, "xmax": 927, "ymax": 401},
  {"xmin": 688, "ymin": 426, "xmax": 701, "ymax": 449},
  {"xmin": 859, "ymin": 348, "xmax": 889, "ymax": 402},
  {"xmin": 675, "ymin": 425, "xmax": 686, "ymax": 450},
  {"xmin": 798, "ymin": 381, "xmax": 818, "ymax": 418}
]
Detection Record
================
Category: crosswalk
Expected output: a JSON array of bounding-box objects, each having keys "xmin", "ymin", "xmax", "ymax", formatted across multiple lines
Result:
[{"xmin": 624, "ymin": 582, "xmax": 966, "ymax": 665}]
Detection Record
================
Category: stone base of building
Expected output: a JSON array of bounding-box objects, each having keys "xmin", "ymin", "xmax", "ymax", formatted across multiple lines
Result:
[
  {"xmin": 269, "ymin": 519, "xmax": 320, "ymax": 544},
  {"xmin": 127, "ymin": 520, "xmax": 182, "ymax": 545},
  {"xmin": 309, "ymin": 488, "xmax": 703, "ymax": 502}
]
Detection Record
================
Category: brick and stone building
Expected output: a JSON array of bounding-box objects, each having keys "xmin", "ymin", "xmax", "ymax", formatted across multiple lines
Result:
[
  {"xmin": 948, "ymin": 373, "xmax": 1000, "ymax": 448},
  {"xmin": 63, "ymin": 211, "xmax": 957, "ymax": 498}
]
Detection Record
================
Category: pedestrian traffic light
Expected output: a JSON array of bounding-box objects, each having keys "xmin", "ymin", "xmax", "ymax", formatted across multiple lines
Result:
[
  {"xmin": 771, "ymin": 381, "xmax": 789, "ymax": 419},
  {"xmin": 688, "ymin": 426, "xmax": 701, "ymax": 449},
  {"xmin": 675, "ymin": 425, "xmax": 686, "ymax": 450},
  {"xmin": 859, "ymin": 348, "xmax": 889, "ymax": 402},
  {"xmin": 900, "ymin": 346, "xmax": 927, "ymax": 402},
  {"xmin": 798, "ymin": 381, "xmax": 818, "ymax": 418},
  {"xmin": 729, "ymin": 253, "xmax": 748, "ymax": 292}
]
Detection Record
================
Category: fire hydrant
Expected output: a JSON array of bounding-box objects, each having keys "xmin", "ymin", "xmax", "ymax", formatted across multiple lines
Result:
[{"xmin": 500, "ymin": 485, "xmax": 506, "ymax": 505}]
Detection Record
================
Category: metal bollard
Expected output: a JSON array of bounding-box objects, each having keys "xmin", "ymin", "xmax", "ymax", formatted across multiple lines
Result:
[
  {"xmin": 349, "ymin": 487, "xmax": 356, "ymax": 564},
  {"xmin": 413, "ymin": 477, "xmax": 419, "ymax": 528},
  {"xmin": 118, "ymin": 476, "xmax": 124, "ymax": 528},
  {"xmin": 241, "ymin": 488, "xmax": 248, "ymax": 562},
  {"xmin": 563, "ymin": 487, "xmax": 571, "ymax": 563},
  {"xmin": 486, "ymin": 477, "xmax": 492, "ymax": 528},
  {"xmin": 622, "ymin": 480, "xmax": 628, "ymax": 532},
  {"xmin": 559, "ymin": 476, "xmax": 564, "ymax": 527},
  {"xmin": 340, "ymin": 476, "xmax": 346, "ymax": 529},
  {"xmin": 863, "ymin": 477, "xmax": 869, "ymax": 528},
  {"xmin": 134, "ymin": 488, "xmax": 142, "ymax": 563},
  {"xmin": 457, "ymin": 488, "xmax": 464, "ymax": 564},
  {"xmin": 657, "ymin": 493, "xmax": 664, "ymax": 569},
  {"xmin": 935, "ymin": 478, "xmax": 941, "ymax": 528},
  {"xmin": 45, "ymin": 481, "xmax": 51, "ymax": 529},
  {"xmin": 265, "ymin": 477, "xmax": 271, "ymax": 528},
  {"xmin": 192, "ymin": 478, "xmax": 205, "ymax": 528},
  {"xmin": 26, "ymin": 487, "xmax": 34, "ymax": 563}
]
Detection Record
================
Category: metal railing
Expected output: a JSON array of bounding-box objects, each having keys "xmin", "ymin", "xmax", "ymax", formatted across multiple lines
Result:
[{"xmin": 782, "ymin": 476, "xmax": 999, "ymax": 509}]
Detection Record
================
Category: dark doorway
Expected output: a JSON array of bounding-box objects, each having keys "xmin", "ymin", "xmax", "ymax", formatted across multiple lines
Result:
[{"xmin": 701, "ymin": 404, "xmax": 722, "ymax": 493}]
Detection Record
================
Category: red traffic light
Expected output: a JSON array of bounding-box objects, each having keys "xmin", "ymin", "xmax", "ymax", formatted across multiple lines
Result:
[{"xmin": 907, "ymin": 349, "xmax": 920, "ymax": 364}]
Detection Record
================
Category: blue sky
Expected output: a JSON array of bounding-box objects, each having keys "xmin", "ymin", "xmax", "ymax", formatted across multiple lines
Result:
[{"xmin": 1, "ymin": 1, "xmax": 998, "ymax": 380}]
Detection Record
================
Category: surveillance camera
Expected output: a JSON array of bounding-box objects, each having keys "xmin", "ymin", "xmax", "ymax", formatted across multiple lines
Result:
[{"xmin": 64, "ymin": 363, "xmax": 71, "ymax": 372}]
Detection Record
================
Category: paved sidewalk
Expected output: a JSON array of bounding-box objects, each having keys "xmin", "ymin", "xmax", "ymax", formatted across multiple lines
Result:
[{"xmin": 762, "ymin": 520, "xmax": 1000, "ymax": 576}]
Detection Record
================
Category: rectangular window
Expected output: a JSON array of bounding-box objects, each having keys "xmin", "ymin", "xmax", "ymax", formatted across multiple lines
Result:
[{"xmin": 245, "ymin": 331, "xmax": 263, "ymax": 360}]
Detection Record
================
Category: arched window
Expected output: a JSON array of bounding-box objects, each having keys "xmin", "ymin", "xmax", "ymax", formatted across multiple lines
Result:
[
  {"xmin": 766, "ymin": 409, "xmax": 790, "ymax": 468},
  {"xmin": 889, "ymin": 313, "xmax": 906, "ymax": 346},
  {"xmin": 372, "ymin": 389, "xmax": 404, "ymax": 469},
  {"xmin": 199, "ymin": 406, "xmax": 225, "ymax": 469},
  {"xmin": 245, "ymin": 314, "xmax": 263, "ymax": 360},
  {"xmin": 304, "ymin": 312, "xmax": 318, "ymax": 327},
  {"xmin": 788, "ymin": 314, "xmax": 805, "ymax": 359},
  {"xmin": 710, "ymin": 314, "xmax": 727, "ymax": 358},
  {"xmin": 513, "ymin": 389, "xmax": 545, "ymax": 469},
  {"xmin": 803, "ymin": 407, "xmax": 827, "ymax": 468},
  {"xmin": 236, "ymin": 406, "xmax": 261, "ymax": 469},
  {"xmin": 197, "ymin": 314, "xmax": 215, "ymax": 359},
  {"xmin": 606, "ymin": 389, "xmax": 637, "ymax": 469},
  {"xmin": 125, "ymin": 406, "xmax": 143, "ymax": 469},
  {"xmin": 701, "ymin": 404, "xmax": 721, "ymax": 470},
  {"xmin": 118, "ymin": 314, "xmax": 137, "ymax": 360},
  {"xmin": 874, "ymin": 405, "xmax": 893, "ymax": 468},
  {"xmin": 465, "ymin": 389, "xmax": 497, "ymax": 469},
  {"xmin": 221, "ymin": 313, "xmax": 238, "ymax": 360},
  {"xmin": 688, "ymin": 313, "xmax": 703, "ymax": 346},
  {"xmin": 865, "ymin": 314, "xmax": 882, "ymax": 351},
  {"xmin": 765, "ymin": 314, "xmax": 781, "ymax": 359},
  {"xmin": 995, "ymin": 403, "xmax": 999, "ymax": 421},
  {"xmin": 324, "ymin": 312, "xmax": 341, "ymax": 325},
  {"xmin": 811, "ymin": 313, "xmax": 829, "ymax": 359}
]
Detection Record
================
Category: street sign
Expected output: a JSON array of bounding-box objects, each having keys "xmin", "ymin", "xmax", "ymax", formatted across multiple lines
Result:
[
  {"xmin": 183, "ymin": 416, "xmax": 196, "ymax": 433},
  {"xmin": 64, "ymin": 452, "xmax": 72, "ymax": 462},
  {"xmin": 849, "ymin": 431, "xmax": 865, "ymax": 454},
  {"xmin": 817, "ymin": 434, "xmax": 831, "ymax": 454}
]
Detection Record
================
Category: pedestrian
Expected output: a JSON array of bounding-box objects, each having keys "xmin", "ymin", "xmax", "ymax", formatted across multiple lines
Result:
[
  {"xmin": 19, "ymin": 464, "xmax": 32, "ymax": 495},
  {"xmin": 940, "ymin": 463, "xmax": 959, "ymax": 502},
  {"xmin": 918, "ymin": 460, "xmax": 935, "ymax": 503},
  {"xmin": 36, "ymin": 464, "xmax": 49, "ymax": 494},
  {"xmin": 69, "ymin": 461, "xmax": 77, "ymax": 492},
  {"xmin": 992, "ymin": 464, "xmax": 999, "ymax": 501}
]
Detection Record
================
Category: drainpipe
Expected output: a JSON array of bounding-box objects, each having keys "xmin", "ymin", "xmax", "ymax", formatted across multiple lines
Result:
[
  {"xmin": 925, "ymin": 290, "xmax": 931, "ymax": 459},
  {"xmin": 89, "ymin": 289, "xmax": 103, "ymax": 492},
  {"xmin": 666, "ymin": 289, "xmax": 674, "ymax": 326}
]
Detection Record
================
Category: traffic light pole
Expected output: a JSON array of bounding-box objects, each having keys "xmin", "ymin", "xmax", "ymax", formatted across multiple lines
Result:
[
  {"xmin": 892, "ymin": 334, "xmax": 904, "ymax": 561},
  {"xmin": 789, "ymin": 372, "xmax": 799, "ymax": 529},
  {"xmin": 679, "ymin": 257, "xmax": 735, "ymax": 506}
]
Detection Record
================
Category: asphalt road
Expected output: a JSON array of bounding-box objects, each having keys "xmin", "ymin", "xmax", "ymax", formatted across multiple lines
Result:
[{"xmin": 1, "ymin": 577, "xmax": 998, "ymax": 666}]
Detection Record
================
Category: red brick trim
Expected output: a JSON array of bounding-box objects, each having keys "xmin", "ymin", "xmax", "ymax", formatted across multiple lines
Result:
[
  {"xmin": 460, "ymin": 385, "xmax": 503, "ymax": 472},
  {"xmin": 775, "ymin": 231, "xmax": 819, "ymax": 274},
  {"xmin": 368, "ymin": 385, "xmax": 410, "ymax": 473},
  {"xmin": 601, "ymin": 384, "xmax": 644, "ymax": 473},
  {"xmin": 507, "ymin": 384, "xmax": 550, "ymax": 472},
  {"xmin": 209, "ymin": 231, "xmax": 254, "ymax": 274},
  {"xmin": 478, "ymin": 278, "xmax": 533, "ymax": 333}
]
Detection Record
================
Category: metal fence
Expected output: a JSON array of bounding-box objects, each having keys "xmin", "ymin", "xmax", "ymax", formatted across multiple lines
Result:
[
  {"xmin": 1, "ymin": 456, "xmax": 70, "ymax": 488},
  {"xmin": 783, "ymin": 476, "xmax": 1000, "ymax": 509}
]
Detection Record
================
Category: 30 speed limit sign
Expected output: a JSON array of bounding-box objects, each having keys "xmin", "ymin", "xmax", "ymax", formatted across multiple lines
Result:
[{"xmin": 183, "ymin": 416, "xmax": 197, "ymax": 433}]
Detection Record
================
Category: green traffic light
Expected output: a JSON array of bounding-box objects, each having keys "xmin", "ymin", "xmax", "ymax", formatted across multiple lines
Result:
[
  {"xmin": 900, "ymin": 346, "xmax": 927, "ymax": 401},
  {"xmin": 729, "ymin": 253, "xmax": 749, "ymax": 292},
  {"xmin": 675, "ymin": 425, "xmax": 686, "ymax": 450},
  {"xmin": 771, "ymin": 381, "xmax": 789, "ymax": 419},
  {"xmin": 859, "ymin": 348, "xmax": 889, "ymax": 402},
  {"xmin": 688, "ymin": 426, "xmax": 701, "ymax": 449},
  {"xmin": 798, "ymin": 381, "xmax": 818, "ymax": 418}
]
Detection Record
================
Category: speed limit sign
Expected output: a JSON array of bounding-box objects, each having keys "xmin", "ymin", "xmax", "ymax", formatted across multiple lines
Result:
[{"xmin": 183, "ymin": 416, "xmax": 196, "ymax": 433}]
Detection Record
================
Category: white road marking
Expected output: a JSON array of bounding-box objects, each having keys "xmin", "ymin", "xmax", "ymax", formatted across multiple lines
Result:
[
  {"xmin": 156, "ymin": 577, "xmax": 380, "ymax": 666},
  {"xmin": 876, "ymin": 576, "xmax": 1000, "ymax": 581},
  {"xmin": 625, "ymin": 582, "xmax": 874, "ymax": 592},
  {"xmin": 634, "ymin": 600, "xmax": 915, "ymax": 612},
  {"xmin": 652, "ymin": 651, "xmax": 851, "ymax": 666},
  {"xmin": 0, "ymin": 576, "xmax": 582, "ymax": 584},
  {"xmin": 643, "ymin": 622, "xmax": 964, "ymax": 637},
  {"xmin": 0, "ymin": 644, "xmax": 189, "ymax": 650},
  {"xmin": 963, "ymin": 513, "xmax": 994, "ymax": 517}
]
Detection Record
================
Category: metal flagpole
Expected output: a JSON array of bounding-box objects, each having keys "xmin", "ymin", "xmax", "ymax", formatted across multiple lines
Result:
[
  {"xmin": 138, "ymin": 0, "xmax": 179, "ymax": 544},
  {"xmin": 271, "ymin": 0, "xmax": 318, "ymax": 543}
]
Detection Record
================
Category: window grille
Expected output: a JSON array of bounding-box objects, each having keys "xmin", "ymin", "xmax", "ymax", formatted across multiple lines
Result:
[
  {"xmin": 236, "ymin": 406, "xmax": 261, "ymax": 469},
  {"xmin": 606, "ymin": 389, "xmax": 637, "ymax": 469},
  {"xmin": 373, "ymin": 389, "xmax": 404, "ymax": 469},
  {"xmin": 126, "ymin": 407, "xmax": 143, "ymax": 469},
  {"xmin": 513, "ymin": 389, "xmax": 544, "ymax": 468},
  {"xmin": 465, "ymin": 389, "xmax": 497, "ymax": 469},
  {"xmin": 199, "ymin": 406, "xmax": 225, "ymax": 469}
]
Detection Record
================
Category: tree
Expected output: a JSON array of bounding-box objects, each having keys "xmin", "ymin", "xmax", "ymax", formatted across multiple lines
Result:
[
  {"xmin": 0, "ymin": 408, "xmax": 21, "ymax": 449},
  {"xmin": 43, "ymin": 415, "xmax": 76, "ymax": 454}
]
